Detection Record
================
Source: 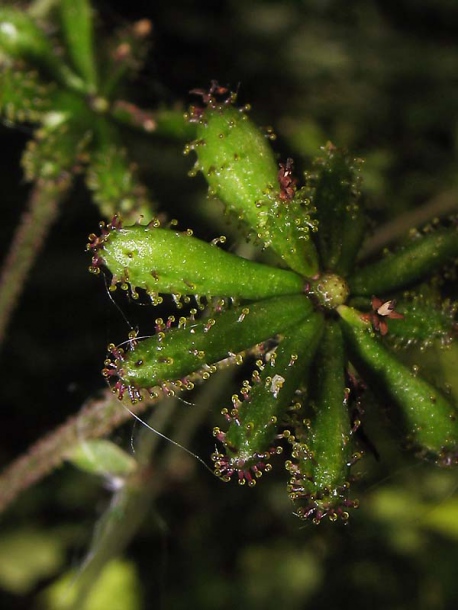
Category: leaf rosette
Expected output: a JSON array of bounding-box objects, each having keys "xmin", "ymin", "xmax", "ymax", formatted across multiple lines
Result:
[{"xmin": 89, "ymin": 84, "xmax": 458, "ymax": 523}]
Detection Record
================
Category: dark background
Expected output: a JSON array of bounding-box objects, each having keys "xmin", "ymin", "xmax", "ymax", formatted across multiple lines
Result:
[{"xmin": 1, "ymin": 1, "xmax": 458, "ymax": 608}]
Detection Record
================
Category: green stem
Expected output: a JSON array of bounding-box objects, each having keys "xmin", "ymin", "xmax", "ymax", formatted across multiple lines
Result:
[
  {"xmin": 65, "ymin": 370, "xmax": 233, "ymax": 610},
  {"xmin": 0, "ymin": 389, "xmax": 148, "ymax": 515},
  {"xmin": 0, "ymin": 357, "xmax": 236, "ymax": 515},
  {"xmin": 0, "ymin": 178, "xmax": 71, "ymax": 346},
  {"xmin": 67, "ymin": 399, "xmax": 178, "ymax": 610}
]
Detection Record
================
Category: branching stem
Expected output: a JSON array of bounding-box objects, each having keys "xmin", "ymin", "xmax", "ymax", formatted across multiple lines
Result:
[
  {"xmin": 0, "ymin": 388, "xmax": 154, "ymax": 514},
  {"xmin": 65, "ymin": 370, "xmax": 234, "ymax": 609},
  {"xmin": 0, "ymin": 360, "xmax": 236, "ymax": 515}
]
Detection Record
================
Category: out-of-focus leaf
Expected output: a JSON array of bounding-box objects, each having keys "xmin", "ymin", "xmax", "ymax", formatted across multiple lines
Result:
[
  {"xmin": 42, "ymin": 559, "xmax": 142, "ymax": 610},
  {"xmin": 0, "ymin": 529, "xmax": 65, "ymax": 594},
  {"xmin": 67, "ymin": 439, "xmax": 137, "ymax": 478},
  {"xmin": 421, "ymin": 497, "xmax": 458, "ymax": 540},
  {"xmin": 239, "ymin": 543, "xmax": 323, "ymax": 610},
  {"xmin": 59, "ymin": 0, "xmax": 98, "ymax": 91}
]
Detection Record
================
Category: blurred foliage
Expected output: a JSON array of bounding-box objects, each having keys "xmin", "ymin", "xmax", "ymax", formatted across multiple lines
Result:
[
  {"xmin": 42, "ymin": 559, "xmax": 142, "ymax": 610},
  {"xmin": 1, "ymin": 0, "xmax": 458, "ymax": 609}
]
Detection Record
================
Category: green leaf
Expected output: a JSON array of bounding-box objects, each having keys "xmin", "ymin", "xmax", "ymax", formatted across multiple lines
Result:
[
  {"xmin": 99, "ymin": 19, "xmax": 152, "ymax": 98},
  {"xmin": 287, "ymin": 321, "xmax": 358, "ymax": 522},
  {"xmin": 338, "ymin": 304, "xmax": 458, "ymax": 465},
  {"xmin": 86, "ymin": 145, "xmax": 154, "ymax": 222},
  {"xmin": 22, "ymin": 118, "xmax": 91, "ymax": 181},
  {"xmin": 0, "ymin": 67, "xmax": 52, "ymax": 123},
  {"xmin": 67, "ymin": 440, "xmax": 137, "ymax": 478},
  {"xmin": 384, "ymin": 294, "xmax": 457, "ymax": 349},
  {"xmin": 150, "ymin": 107, "xmax": 197, "ymax": 140},
  {"xmin": 189, "ymin": 95, "xmax": 319, "ymax": 276},
  {"xmin": 89, "ymin": 221, "xmax": 305, "ymax": 301},
  {"xmin": 59, "ymin": 0, "xmax": 98, "ymax": 91},
  {"xmin": 105, "ymin": 295, "xmax": 314, "ymax": 401},
  {"xmin": 307, "ymin": 143, "xmax": 365, "ymax": 275},
  {"xmin": 0, "ymin": 8, "xmax": 86, "ymax": 92},
  {"xmin": 348, "ymin": 227, "xmax": 458, "ymax": 296},
  {"xmin": 214, "ymin": 312, "xmax": 324, "ymax": 485}
]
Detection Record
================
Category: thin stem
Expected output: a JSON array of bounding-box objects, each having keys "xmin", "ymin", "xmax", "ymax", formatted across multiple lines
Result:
[
  {"xmin": 358, "ymin": 189, "xmax": 458, "ymax": 260},
  {"xmin": 0, "ymin": 388, "xmax": 153, "ymax": 514},
  {"xmin": 0, "ymin": 361, "xmax": 235, "ymax": 515},
  {"xmin": 0, "ymin": 177, "xmax": 71, "ymax": 346},
  {"xmin": 64, "ymin": 369, "xmax": 234, "ymax": 610},
  {"xmin": 67, "ymin": 399, "xmax": 179, "ymax": 610}
]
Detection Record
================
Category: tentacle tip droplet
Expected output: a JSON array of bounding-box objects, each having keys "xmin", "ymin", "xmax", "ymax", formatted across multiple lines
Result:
[
  {"xmin": 293, "ymin": 495, "xmax": 359, "ymax": 524},
  {"xmin": 211, "ymin": 449, "xmax": 274, "ymax": 486}
]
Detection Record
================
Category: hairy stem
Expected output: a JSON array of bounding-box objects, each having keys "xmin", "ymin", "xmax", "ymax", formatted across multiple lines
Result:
[
  {"xmin": 0, "ymin": 359, "xmax": 236, "ymax": 515},
  {"xmin": 0, "ymin": 388, "xmax": 154, "ymax": 514},
  {"xmin": 0, "ymin": 177, "xmax": 71, "ymax": 346},
  {"xmin": 65, "ymin": 370, "xmax": 233, "ymax": 610}
]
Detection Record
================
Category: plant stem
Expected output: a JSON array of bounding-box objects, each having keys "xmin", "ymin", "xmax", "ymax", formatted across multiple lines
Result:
[
  {"xmin": 0, "ymin": 177, "xmax": 71, "ymax": 346},
  {"xmin": 0, "ymin": 362, "xmax": 235, "ymax": 515},
  {"xmin": 359, "ymin": 189, "xmax": 458, "ymax": 260},
  {"xmin": 0, "ymin": 388, "xmax": 152, "ymax": 514},
  {"xmin": 64, "ymin": 370, "xmax": 233, "ymax": 610},
  {"xmin": 67, "ymin": 399, "xmax": 178, "ymax": 610}
]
